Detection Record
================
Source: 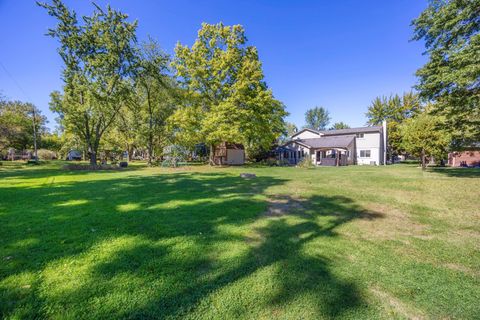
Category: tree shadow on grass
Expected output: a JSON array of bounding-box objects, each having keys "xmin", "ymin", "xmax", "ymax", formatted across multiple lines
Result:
[
  {"xmin": 84, "ymin": 195, "xmax": 382, "ymax": 319},
  {"xmin": 0, "ymin": 171, "xmax": 283, "ymax": 317},
  {"xmin": 0, "ymin": 169, "xmax": 383, "ymax": 319},
  {"xmin": 0, "ymin": 162, "xmax": 145, "ymax": 181},
  {"xmin": 428, "ymin": 167, "xmax": 480, "ymax": 178}
]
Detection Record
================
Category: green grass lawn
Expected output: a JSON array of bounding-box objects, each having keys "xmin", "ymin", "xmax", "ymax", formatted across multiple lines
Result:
[{"xmin": 1, "ymin": 161, "xmax": 479, "ymax": 319}]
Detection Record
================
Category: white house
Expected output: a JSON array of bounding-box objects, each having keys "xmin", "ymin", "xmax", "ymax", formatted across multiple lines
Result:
[{"xmin": 277, "ymin": 121, "xmax": 387, "ymax": 166}]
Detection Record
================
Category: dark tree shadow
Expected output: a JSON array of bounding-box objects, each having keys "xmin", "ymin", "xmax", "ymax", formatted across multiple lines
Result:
[
  {"xmin": 0, "ymin": 162, "xmax": 145, "ymax": 180},
  {"xmin": 0, "ymin": 168, "xmax": 382, "ymax": 319},
  {"xmin": 428, "ymin": 167, "xmax": 480, "ymax": 178}
]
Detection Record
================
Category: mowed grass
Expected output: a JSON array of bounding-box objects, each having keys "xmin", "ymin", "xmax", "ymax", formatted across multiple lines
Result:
[{"xmin": 0, "ymin": 161, "xmax": 479, "ymax": 319}]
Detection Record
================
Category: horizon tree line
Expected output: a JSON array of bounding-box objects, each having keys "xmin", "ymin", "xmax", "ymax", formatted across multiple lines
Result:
[{"xmin": 1, "ymin": 0, "xmax": 476, "ymax": 168}]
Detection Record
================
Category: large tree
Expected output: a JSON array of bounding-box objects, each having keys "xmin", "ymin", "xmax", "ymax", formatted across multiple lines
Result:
[
  {"xmin": 366, "ymin": 92, "xmax": 422, "ymax": 160},
  {"xmin": 278, "ymin": 121, "xmax": 298, "ymax": 144},
  {"xmin": 412, "ymin": 0, "xmax": 480, "ymax": 146},
  {"xmin": 0, "ymin": 99, "xmax": 46, "ymax": 152},
  {"xmin": 304, "ymin": 106, "xmax": 330, "ymax": 131},
  {"xmin": 400, "ymin": 109, "xmax": 451, "ymax": 170},
  {"xmin": 170, "ymin": 23, "xmax": 287, "ymax": 164},
  {"xmin": 133, "ymin": 40, "xmax": 175, "ymax": 165},
  {"xmin": 40, "ymin": 0, "xmax": 138, "ymax": 164}
]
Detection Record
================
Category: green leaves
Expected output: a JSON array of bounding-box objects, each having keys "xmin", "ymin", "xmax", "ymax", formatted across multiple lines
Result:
[
  {"xmin": 412, "ymin": 0, "xmax": 480, "ymax": 145},
  {"xmin": 0, "ymin": 100, "xmax": 46, "ymax": 151},
  {"xmin": 40, "ymin": 0, "xmax": 138, "ymax": 164},
  {"xmin": 400, "ymin": 109, "xmax": 451, "ymax": 162},
  {"xmin": 365, "ymin": 92, "xmax": 421, "ymax": 126},
  {"xmin": 329, "ymin": 122, "xmax": 350, "ymax": 130},
  {"xmin": 304, "ymin": 106, "xmax": 330, "ymax": 131},
  {"xmin": 365, "ymin": 92, "xmax": 422, "ymax": 158},
  {"xmin": 171, "ymin": 23, "xmax": 287, "ymax": 154}
]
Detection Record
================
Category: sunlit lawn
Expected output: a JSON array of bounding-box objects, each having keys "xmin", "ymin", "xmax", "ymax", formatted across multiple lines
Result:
[{"xmin": 0, "ymin": 161, "xmax": 479, "ymax": 319}]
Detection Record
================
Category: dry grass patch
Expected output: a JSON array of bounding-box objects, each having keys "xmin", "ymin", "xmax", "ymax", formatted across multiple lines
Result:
[
  {"xmin": 347, "ymin": 203, "xmax": 430, "ymax": 241},
  {"xmin": 370, "ymin": 286, "xmax": 426, "ymax": 320}
]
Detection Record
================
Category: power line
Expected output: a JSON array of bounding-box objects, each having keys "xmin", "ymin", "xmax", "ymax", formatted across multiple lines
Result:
[
  {"xmin": 0, "ymin": 60, "xmax": 32, "ymax": 102},
  {"xmin": 0, "ymin": 60, "xmax": 38, "ymax": 160}
]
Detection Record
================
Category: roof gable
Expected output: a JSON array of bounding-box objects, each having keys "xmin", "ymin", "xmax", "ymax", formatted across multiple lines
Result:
[{"xmin": 290, "ymin": 128, "xmax": 322, "ymax": 139}]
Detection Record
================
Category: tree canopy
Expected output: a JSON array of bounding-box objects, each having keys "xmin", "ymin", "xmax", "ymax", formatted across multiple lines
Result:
[
  {"xmin": 0, "ymin": 99, "xmax": 46, "ymax": 152},
  {"xmin": 412, "ymin": 0, "xmax": 480, "ymax": 146},
  {"xmin": 365, "ymin": 92, "xmax": 422, "ymax": 159},
  {"xmin": 304, "ymin": 106, "xmax": 330, "ymax": 131},
  {"xmin": 400, "ymin": 108, "xmax": 451, "ymax": 169},
  {"xmin": 278, "ymin": 121, "xmax": 298, "ymax": 144},
  {"xmin": 131, "ymin": 39, "xmax": 175, "ymax": 164},
  {"xmin": 40, "ymin": 0, "xmax": 138, "ymax": 164},
  {"xmin": 170, "ymin": 23, "xmax": 287, "ymax": 162},
  {"xmin": 329, "ymin": 122, "xmax": 350, "ymax": 130}
]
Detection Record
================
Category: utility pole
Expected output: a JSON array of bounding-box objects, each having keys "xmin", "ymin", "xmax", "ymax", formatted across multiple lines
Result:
[{"xmin": 31, "ymin": 105, "xmax": 38, "ymax": 161}]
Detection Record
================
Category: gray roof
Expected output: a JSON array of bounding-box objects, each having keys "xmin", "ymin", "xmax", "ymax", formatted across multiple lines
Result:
[
  {"xmin": 294, "ymin": 135, "xmax": 355, "ymax": 149},
  {"xmin": 320, "ymin": 126, "xmax": 382, "ymax": 136}
]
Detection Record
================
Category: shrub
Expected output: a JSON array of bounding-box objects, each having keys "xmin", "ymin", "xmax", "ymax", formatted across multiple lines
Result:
[
  {"xmin": 297, "ymin": 157, "xmax": 314, "ymax": 168},
  {"xmin": 37, "ymin": 149, "xmax": 57, "ymax": 160}
]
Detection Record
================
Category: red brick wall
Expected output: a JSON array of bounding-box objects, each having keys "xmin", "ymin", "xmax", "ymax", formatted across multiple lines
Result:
[{"xmin": 448, "ymin": 151, "xmax": 480, "ymax": 167}]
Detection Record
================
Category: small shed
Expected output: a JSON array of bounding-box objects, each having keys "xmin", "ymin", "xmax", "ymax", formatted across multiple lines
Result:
[
  {"xmin": 66, "ymin": 150, "xmax": 82, "ymax": 161},
  {"xmin": 213, "ymin": 142, "xmax": 245, "ymax": 165}
]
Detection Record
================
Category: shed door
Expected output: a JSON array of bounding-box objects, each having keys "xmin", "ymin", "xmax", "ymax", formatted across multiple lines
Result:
[{"xmin": 226, "ymin": 149, "xmax": 244, "ymax": 165}]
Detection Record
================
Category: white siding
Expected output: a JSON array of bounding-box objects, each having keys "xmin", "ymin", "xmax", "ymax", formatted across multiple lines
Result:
[
  {"xmin": 291, "ymin": 130, "xmax": 321, "ymax": 140},
  {"xmin": 356, "ymin": 132, "xmax": 382, "ymax": 165}
]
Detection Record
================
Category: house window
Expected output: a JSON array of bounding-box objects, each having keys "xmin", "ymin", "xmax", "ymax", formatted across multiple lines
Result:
[
  {"xmin": 301, "ymin": 150, "xmax": 305, "ymax": 157},
  {"xmin": 356, "ymin": 133, "xmax": 364, "ymax": 138},
  {"xmin": 298, "ymin": 151, "xmax": 301, "ymax": 158},
  {"xmin": 360, "ymin": 150, "xmax": 371, "ymax": 158}
]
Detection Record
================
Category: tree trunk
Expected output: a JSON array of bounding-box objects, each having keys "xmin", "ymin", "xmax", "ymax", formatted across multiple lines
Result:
[
  {"xmin": 209, "ymin": 144, "xmax": 215, "ymax": 166},
  {"xmin": 127, "ymin": 145, "xmax": 133, "ymax": 162},
  {"xmin": 88, "ymin": 138, "xmax": 101, "ymax": 166},
  {"xmin": 421, "ymin": 148, "xmax": 426, "ymax": 170},
  {"xmin": 89, "ymin": 149, "xmax": 97, "ymax": 165},
  {"xmin": 146, "ymin": 85, "xmax": 154, "ymax": 166},
  {"xmin": 147, "ymin": 140, "xmax": 153, "ymax": 166}
]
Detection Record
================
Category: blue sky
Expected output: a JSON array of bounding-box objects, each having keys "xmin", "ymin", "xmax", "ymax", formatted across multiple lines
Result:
[{"xmin": 0, "ymin": 0, "xmax": 428, "ymax": 130}]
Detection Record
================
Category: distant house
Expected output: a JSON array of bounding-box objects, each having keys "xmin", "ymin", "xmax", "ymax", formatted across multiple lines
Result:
[
  {"xmin": 66, "ymin": 150, "xmax": 82, "ymax": 161},
  {"xmin": 213, "ymin": 142, "xmax": 245, "ymax": 165},
  {"xmin": 448, "ymin": 147, "xmax": 480, "ymax": 167},
  {"xmin": 276, "ymin": 122, "xmax": 387, "ymax": 166}
]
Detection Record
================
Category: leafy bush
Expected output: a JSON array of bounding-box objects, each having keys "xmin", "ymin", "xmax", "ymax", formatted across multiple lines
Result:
[
  {"xmin": 37, "ymin": 149, "xmax": 57, "ymax": 160},
  {"xmin": 265, "ymin": 158, "xmax": 278, "ymax": 166},
  {"xmin": 297, "ymin": 157, "xmax": 314, "ymax": 168}
]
